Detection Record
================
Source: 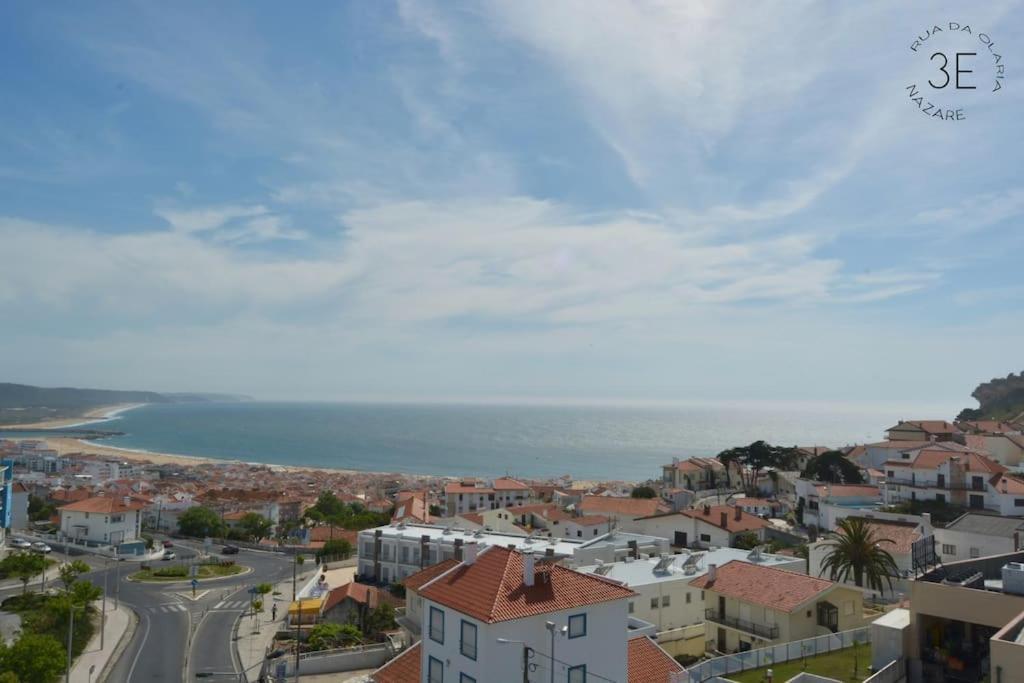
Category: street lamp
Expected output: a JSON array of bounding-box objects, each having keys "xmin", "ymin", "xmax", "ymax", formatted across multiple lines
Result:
[
  {"xmin": 496, "ymin": 638, "xmax": 535, "ymax": 683},
  {"xmin": 544, "ymin": 621, "xmax": 567, "ymax": 683}
]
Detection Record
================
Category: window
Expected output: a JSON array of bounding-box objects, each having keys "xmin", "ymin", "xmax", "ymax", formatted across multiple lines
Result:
[
  {"xmin": 429, "ymin": 607, "xmax": 445, "ymax": 644},
  {"xmin": 662, "ymin": 595, "xmax": 670, "ymax": 607},
  {"xmin": 568, "ymin": 665, "xmax": 586, "ymax": 683},
  {"xmin": 685, "ymin": 592, "xmax": 691, "ymax": 604},
  {"xmin": 460, "ymin": 675, "xmax": 476, "ymax": 683},
  {"xmin": 568, "ymin": 613, "xmax": 587, "ymax": 639},
  {"xmin": 460, "ymin": 620, "xmax": 477, "ymax": 660},
  {"xmin": 941, "ymin": 544, "xmax": 956, "ymax": 555},
  {"xmin": 111, "ymin": 514, "xmax": 124, "ymax": 523},
  {"xmin": 428, "ymin": 656, "xmax": 444, "ymax": 683},
  {"xmin": 887, "ymin": 471, "xmax": 895, "ymax": 479},
  {"xmin": 700, "ymin": 533, "xmax": 711, "ymax": 543},
  {"xmin": 970, "ymin": 547, "xmax": 980, "ymax": 558},
  {"xmin": 935, "ymin": 493, "xmax": 946, "ymax": 504},
  {"xmin": 577, "ymin": 530, "xmax": 582, "ymax": 538},
  {"xmin": 628, "ymin": 601, "xmax": 634, "ymax": 614},
  {"xmin": 650, "ymin": 597, "xmax": 659, "ymax": 609},
  {"xmin": 1015, "ymin": 499, "xmax": 1024, "ymax": 507}
]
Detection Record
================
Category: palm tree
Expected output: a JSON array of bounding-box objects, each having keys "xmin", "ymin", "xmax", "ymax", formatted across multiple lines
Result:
[{"xmin": 818, "ymin": 518, "xmax": 900, "ymax": 593}]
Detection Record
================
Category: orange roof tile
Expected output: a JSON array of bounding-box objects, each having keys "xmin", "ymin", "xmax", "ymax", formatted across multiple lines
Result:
[
  {"xmin": 372, "ymin": 641, "xmax": 420, "ymax": 683},
  {"xmin": 628, "ymin": 636, "xmax": 685, "ymax": 683},
  {"xmin": 418, "ymin": 546, "xmax": 635, "ymax": 624},
  {"xmin": 675, "ymin": 505, "xmax": 770, "ymax": 533},
  {"xmin": 690, "ymin": 560, "xmax": 836, "ymax": 612},
  {"xmin": 579, "ymin": 496, "xmax": 667, "ymax": 517},
  {"xmin": 493, "ymin": 477, "xmax": 531, "ymax": 490},
  {"xmin": 402, "ymin": 559, "xmax": 461, "ymax": 593},
  {"xmin": 59, "ymin": 496, "xmax": 146, "ymax": 514},
  {"xmin": 837, "ymin": 518, "xmax": 920, "ymax": 555}
]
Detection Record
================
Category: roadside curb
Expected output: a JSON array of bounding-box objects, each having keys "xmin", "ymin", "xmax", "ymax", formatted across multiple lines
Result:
[
  {"xmin": 98, "ymin": 606, "xmax": 139, "ymax": 683},
  {"xmin": 126, "ymin": 565, "xmax": 254, "ymax": 584}
]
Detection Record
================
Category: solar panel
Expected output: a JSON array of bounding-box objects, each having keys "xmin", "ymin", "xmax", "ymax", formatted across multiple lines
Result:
[{"xmin": 653, "ymin": 555, "xmax": 674, "ymax": 574}]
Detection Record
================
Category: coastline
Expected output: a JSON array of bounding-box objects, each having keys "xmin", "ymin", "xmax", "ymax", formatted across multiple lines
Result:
[{"xmin": 0, "ymin": 403, "xmax": 146, "ymax": 430}]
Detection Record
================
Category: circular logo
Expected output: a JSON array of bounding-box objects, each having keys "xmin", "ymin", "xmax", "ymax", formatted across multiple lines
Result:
[{"xmin": 906, "ymin": 22, "xmax": 1006, "ymax": 121}]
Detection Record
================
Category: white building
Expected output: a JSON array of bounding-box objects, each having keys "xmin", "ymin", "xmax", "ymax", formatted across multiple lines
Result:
[
  {"xmin": 443, "ymin": 478, "xmax": 534, "ymax": 516},
  {"xmin": 934, "ymin": 512, "xmax": 1024, "ymax": 563},
  {"xmin": 9, "ymin": 481, "xmax": 30, "ymax": 531},
  {"xmin": 59, "ymin": 496, "xmax": 145, "ymax": 549},
  {"xmin": 882, "ymin": 448, "xmax": 1005, "ymax": 511},
  {"xmin": 632, "ymin": 505, "xmax": 770, "ymax": 549},
  {"xmin": 373, "ymin": 545, "xmax": 685, "ymax": 683}
]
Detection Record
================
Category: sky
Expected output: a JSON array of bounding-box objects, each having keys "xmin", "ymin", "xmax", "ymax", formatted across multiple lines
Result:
[{"xmin": 0, "ymin": 1, "xmax": 1021, "ymax": 408}]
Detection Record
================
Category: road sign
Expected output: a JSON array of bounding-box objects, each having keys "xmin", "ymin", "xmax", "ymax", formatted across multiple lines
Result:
[
  {"xmin": 248, "ymin": 586, "xmax": 259, "ymax": 595},
  {"xmin": 191, "ymin": 578, "xmax": 199, "ymax": 588},
  {"xmin": 190, "ymin": 564, "xmax": 199, "ymax": 578}
]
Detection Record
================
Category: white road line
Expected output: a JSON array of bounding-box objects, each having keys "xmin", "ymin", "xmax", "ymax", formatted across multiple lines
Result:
[
  {"xmin": 214, "ymin": 600, "xmax": 226, "ymax": 609},
  {"xmin": 127, "ymin": 611, "xmax": 151, "ymax": 681}
]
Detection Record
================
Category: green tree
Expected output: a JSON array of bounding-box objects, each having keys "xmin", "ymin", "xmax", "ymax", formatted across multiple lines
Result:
[
  {"xmin": 177, "ymin": 506, "xmax": 225, "ymax": 538},
  {"xmin": 364, "ymin": 602, "xmax": 397, "ymax": 637},
  {"xmin": 317, "ymin": 539, "xmax": 353, "ymax": 561},
  {"xmin": 4, "ymin": 552, "xmax": 47, "ymax": 596},
  {"xmin": 718, "ymin": 441, "xmax": 799, "ymax": 492},
  {"xmin": 818, "ymin": 517, "xmax": 900, "ymax": 593},
  {"xmin": 27, "ymin": 495, "xmax": 56, "ymax": 523},
  {"xmin": 0, "ymin": 632, "xmax": 66, "ymax": 683},
  {"xmin": 732, "ymin": 532, "xmax": 760, "ymax": 550},
  {"xmin": 801, "ymin": 451, "xmax": 865, "ymax": 484},
  {"xmin": 239, "ymin": 513, "xmax": 273, "ymax": 542},
  {"xmin": 58, "ymin": 560, "xmax": 92, "ymax": 592},
  {"xmin": 630, "ymin": 485, "xmax": 657, "ymax": 499}
]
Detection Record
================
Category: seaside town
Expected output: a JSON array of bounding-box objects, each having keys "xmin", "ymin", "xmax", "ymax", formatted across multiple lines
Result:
[{"xmin": 3, "ymin": 409, "xmax": 1024, "ymax": 682}]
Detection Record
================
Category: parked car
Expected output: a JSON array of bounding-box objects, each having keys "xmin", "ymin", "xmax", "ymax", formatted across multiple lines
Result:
[
  {"xmin": 31, "ymin": 541, "xmax": 52, "ymax": 554},
  {"xmin": 162, "ymin": 551, "xmax": 176, "ymax": 560},
  {"xmin": 162, "ymin": 540, "xmax": 174, "ymax": 548},
  {"xmin": 221, "ymin": 545, "xmax": 239, "ymax": 555},
  {"xmin": 9, "ymin": 538, "xmax": 32, "ymax": 549}
]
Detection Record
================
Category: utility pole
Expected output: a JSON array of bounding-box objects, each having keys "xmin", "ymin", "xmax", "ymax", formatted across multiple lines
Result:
[
  {"xmin": 522, "ymin": 645, "xmax": 531, "ymax": 683},
  {"xmin": 100, "ymin": 555, "xmax": 108, "ymax": 650},
  {"xmin": 65, "ymin": 602, "xmax": 74, "ymax": 683},
  {"xmin": 294, "ymin": 600, "xmax": 301, "ymax": 682},
  {"xmin": 114, "ymin": 547, "xmax": 120, "ymax": 609}
]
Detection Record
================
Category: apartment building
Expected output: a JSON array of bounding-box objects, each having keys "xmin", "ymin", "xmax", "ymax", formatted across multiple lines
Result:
[
  {"xmin": 372, "ymin": 545, "xmax": 684, "ymax": 683},
  {"xmin": 357, "ymin": 523, "xmax": 583, "ymax": 584},
  {"xmin": 882, "ymin": 449, "xmax": 1006, "ymax": 511},
  {"xmin": 443, "ymin": 477, "xmax": 533, "ymax": 516},
  {"xmin": 661, "ymin": 457, "xmax": 729, "ymax": 492},
  {"xmin": 487, "ymin": 503, "xmax": 613, "ymax": 540},
  {"xmin": 691, "ymin": 560, "xmax": 865, "ymax": 655},
  {"xmin": 794, "ymin": 479, "xmax": 883, "ymax": 530},
  {"xmin": 907, "ymin": 551, "xmax": 1024, "ymax": 682},
  {"xmin": 886, "ymin": 420, "xmax": 962, "ymax": 442},
  {"xmin": 577, "ymin": 495, "xmax": 670, "ymax": 532}
]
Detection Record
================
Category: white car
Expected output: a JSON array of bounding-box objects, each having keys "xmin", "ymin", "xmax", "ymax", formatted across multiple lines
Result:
[
  {"xmin": 162, "ymin": 551, "xmax": 176, "ymax": 560},
  {"xmin": 31, "ymin": 541, "xmax": 52, "ymax": 553},
  {"xmin": 9, "ymin": 538, "xmax": 32, "ymax": 549}
]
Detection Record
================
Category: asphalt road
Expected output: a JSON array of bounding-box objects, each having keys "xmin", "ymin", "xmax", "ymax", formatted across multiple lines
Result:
[{"xmin": 80, "ymin": 538, "xmax": 295, "ymax": 682}]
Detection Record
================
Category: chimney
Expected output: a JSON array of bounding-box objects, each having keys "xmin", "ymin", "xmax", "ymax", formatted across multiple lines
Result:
[
  {"xmin": 707, "ymin": 563, "xmax": 717, "ymax": 584},
  {"xmin": 123, "ymin": 496, "xmax": 131, "ymax": 507},
  {"xmin": 628, "ymin": 539, "xmax": 639, "ymax": 559},
  {"xmin": 1015, "ymin": 531, "xmax": 1020, "ymax": 552},
  {"xmin": 734, "ymin": 506, "xmax": 742, "ymax": 521},
  {"xmin": 463, "ymin": 543, "xmax": 478, "ymax": 565},
  {"xmin": 703, "ymin": 504, "xmax": 711, "ymax": 516},
  {"xmin": 454, "ymin": 538, "xmax": 464, "ymax": 561},
  {"xmin": 720, "ymin": 512, "xmax": 728, "ymax": 528},
  {"xmin": 523, "ymin": 552, "xmax": 536, "ymax": 587}
]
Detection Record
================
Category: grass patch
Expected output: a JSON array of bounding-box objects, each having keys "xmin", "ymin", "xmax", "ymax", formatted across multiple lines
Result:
[
  {"xmin": 726, "ymin": 644, "xmax": 873, "ymax": 683},
  {"xmin": 131, "ymin": 561, "xmax": 244, "ymax": 582}
]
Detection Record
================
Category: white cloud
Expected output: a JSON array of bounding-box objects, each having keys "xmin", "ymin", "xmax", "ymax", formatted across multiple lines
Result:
[{"xmin": 155, "ymin": 204, "xmax": 268, "ymax": 234}]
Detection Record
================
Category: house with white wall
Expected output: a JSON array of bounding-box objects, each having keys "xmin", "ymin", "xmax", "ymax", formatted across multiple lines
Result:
[
  {"xmin": 934, "ymin": 512, "xmax": 1024, "ymax": 563},
  {"xmin": 577, "ymin": 495, "xmax": 670, "ymax": 533},
  {"xmin": 691, "ymin": 560, "xmax": 866, "ymax": 654},
  {"xmin": 882, "ymin": 449, "xmax": 1006, "ymax": 511},
  {"xmin": 59, "ymin": 496, "xmax": 145, "ymax": 550},
  {"xmin": 661, "ymin": 457, "xmax": 730, "ymax": 492},
  {"xmin": 372, "ymin": 544, "xmax": 684, "ymax": 683},
  {"xmin": 809, "ymin": 517, "xmax": 927, "ymax": 598},
  {"xmin": 9, "ymin": 481, "xmax": 30, "ymax": 531},
  {"xmin": 633, "ymin": 505, "xmax": 770, "ymax": 549},
  {"xmin": 443, "ymin": 478, "xmax": 534, "ymax": 516}
]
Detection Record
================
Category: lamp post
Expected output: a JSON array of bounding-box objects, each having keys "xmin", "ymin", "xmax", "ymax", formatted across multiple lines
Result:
[
  {"xmin": 496, "ymin": 638, "xmax": 534, "ymax": 683},
  {"xmin": 544, "ymin": 621, "xmax": 565, "ymax": 683},
  {"xmin": 100, "ymin": 554, "xmax": 108, "ymax": 650}
]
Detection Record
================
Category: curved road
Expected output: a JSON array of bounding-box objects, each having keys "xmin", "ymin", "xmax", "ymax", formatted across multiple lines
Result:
[{"xmin": 89, "ymin": 539, "xmax": 295, "ymax": 682}]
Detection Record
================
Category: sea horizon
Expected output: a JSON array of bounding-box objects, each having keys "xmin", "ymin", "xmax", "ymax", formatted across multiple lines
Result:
[{"xmin": 42, "ymin": 398, "xmax": 964, "ymax": 481}]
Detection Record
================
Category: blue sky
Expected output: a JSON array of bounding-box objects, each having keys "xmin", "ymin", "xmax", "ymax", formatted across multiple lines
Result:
[{"xmin": 0, "ymin": 1, "xmax": 1021, "ymax": 408}]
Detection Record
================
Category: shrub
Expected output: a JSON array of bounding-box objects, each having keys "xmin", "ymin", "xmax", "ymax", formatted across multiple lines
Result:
[{"xmin": 152, "ymin": 565, "xmax": 189, "ymax": 578}]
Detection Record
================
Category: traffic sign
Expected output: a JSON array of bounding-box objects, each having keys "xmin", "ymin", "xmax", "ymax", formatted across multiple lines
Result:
[{"xmin": 191, "ymin": 578, "xmax": 199, "ymax": 588}]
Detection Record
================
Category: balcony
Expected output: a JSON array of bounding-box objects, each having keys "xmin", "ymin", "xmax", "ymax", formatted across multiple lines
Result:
[
  {"xmin": 885, "ymin": 477, "xmax": 984, "ymax": 491},
  {"xmin": 704, "ymin": 609, "xmax": 779, "ymax": 640}
]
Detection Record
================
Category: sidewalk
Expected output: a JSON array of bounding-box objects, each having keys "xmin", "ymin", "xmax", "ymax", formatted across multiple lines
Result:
[
  {"xmin": 236, "ymin": 566, "xmax": 322, "ymax": 682},
  {"xmin": 70, "ymin": 603, "xmax": 135, "ymax": 683},
  {"xmin": 0, "ymin": 564, "xmax": 64, "ymax": 593}
]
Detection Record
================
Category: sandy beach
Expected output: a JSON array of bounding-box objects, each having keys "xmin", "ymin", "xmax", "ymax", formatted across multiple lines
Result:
[{"xmin": 0, "ymin": 403, "xmax": 146, "ymax": 430}]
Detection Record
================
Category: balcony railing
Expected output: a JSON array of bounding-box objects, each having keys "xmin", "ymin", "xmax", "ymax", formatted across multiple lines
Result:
[
  {"xmin": 885, "ymin": 478, "xmax": 985, "ymax": 491},
  {"xmin": 704, "ymin": 609, "xmax": 779, "ymax": 639}
]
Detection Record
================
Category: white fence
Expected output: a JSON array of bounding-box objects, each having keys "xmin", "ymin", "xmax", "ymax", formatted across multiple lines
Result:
[
  {"xmin": 863, "ymin": 658, "xmax": 903, "ymax": 683},
  {"xmin": 680, "ymin": 627, "xmax": 871, "ymax": 682},
  {"xmin": 266, "ymin": 641, "xmax": 396, "ymax": 679}
]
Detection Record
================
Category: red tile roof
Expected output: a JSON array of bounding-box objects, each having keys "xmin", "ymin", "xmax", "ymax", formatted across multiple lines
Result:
[
  {"xmin": 418, "ymin": 546, "xmax": 635, "ymax": 623},
  {"xmin": 579, "ymin": 496, "xmax": 667, "ymax": 518},
  {"xmin": 402, "ymin": 559, "xmax": 461, "ymax": 593},
  {"xmin": 322, "ymin": 582, "xmax": 401, "ymax": 613},
  {"xmin": 493, "ymin": 477, "xmax": 531, "ymax": 490},
  {"xmin": 372, "ymin": 641, "xmax": 420, "ymax": 683},
  {"xmin": 837, "ymin": 518, "xmax": 920, "ymax": 555},
  {"xmin": 444, "ymin": 482, "xmax": 493, "ymax": 494},
  {"xmin": 886, "ymin": 420, "xmax": 962, "ymax": 435},
  {"xmin": 676, "ymin": 505, "xmax": 770, "ymax": 533},
  {"xmin": 690, "ymin": 560, "xmax": 836, "ymax": 612},
  {"xmin": 59, "ymin": 496, "xmax": 146, "ymax": 513},
  {"xmin": 883, "ymin": 449, "xmax": 1005, "ymax": 474},
  {"xmin": 628, "ymin": 636, "xmax": 685, "ymax": 683}
]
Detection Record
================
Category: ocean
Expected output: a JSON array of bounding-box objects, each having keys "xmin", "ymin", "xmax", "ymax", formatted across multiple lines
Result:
[{"xmin": 49, "ymin": 400, "xmax": 960, "ymax": 481}]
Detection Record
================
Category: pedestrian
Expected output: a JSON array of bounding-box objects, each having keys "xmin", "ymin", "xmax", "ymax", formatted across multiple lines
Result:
[{"xmin": 272, "ymin": 603, "xmax": 277, "ymax": 621}]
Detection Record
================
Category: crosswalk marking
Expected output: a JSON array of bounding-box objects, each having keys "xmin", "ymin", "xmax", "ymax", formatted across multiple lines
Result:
[
  {"xmin": 151, "ymin": 604, "xmax": 187, "ymax": 613},
  {"xmin": 213, "ymin": 600, "xmax": 251, "ymax": 610}
]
